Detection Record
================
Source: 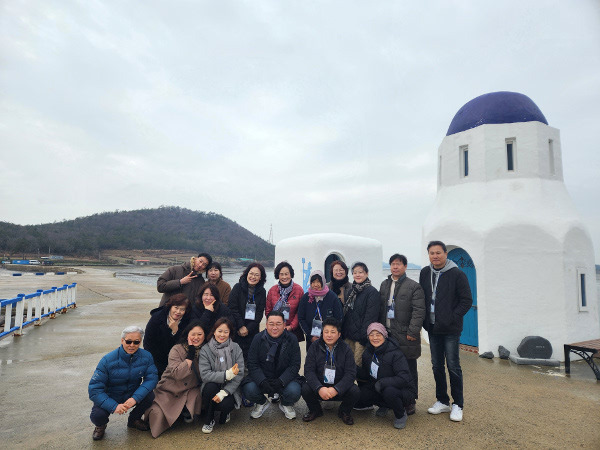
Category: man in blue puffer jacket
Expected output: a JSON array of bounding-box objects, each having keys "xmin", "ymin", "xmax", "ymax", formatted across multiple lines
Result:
[{"xmin": 88, "ymin": 325, "xmax": 158, "ymax": 441}]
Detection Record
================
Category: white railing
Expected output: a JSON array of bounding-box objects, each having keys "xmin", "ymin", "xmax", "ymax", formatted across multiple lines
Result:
[{"xmin": 0, "ymin": 283, "xmax": 77, "ymax": 339}]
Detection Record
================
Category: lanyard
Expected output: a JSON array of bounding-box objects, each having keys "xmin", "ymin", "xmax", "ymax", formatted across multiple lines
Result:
[
  {"xmin": 315, "ymin": 303, "xmax": 323, "ymax": 321},
  {"xmin": 372, "ymin": 354, "xmax": 379, "ymax": 364},
  {"xmin": 247, "ymin": 293, "xmax": 255, "ymax": 304},
  {"xmin": 430, "ymin": 270, "xmax": 442, "ymax": 302},
  {"xmin": 326, "ymin": 347, "xmax": 335, "ymax": 367}
]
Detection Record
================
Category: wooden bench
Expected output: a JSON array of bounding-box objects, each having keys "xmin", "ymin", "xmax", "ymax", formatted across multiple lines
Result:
[{"xmin": 564, "ymin": 339, "xmax": 600, "ymax": 380}]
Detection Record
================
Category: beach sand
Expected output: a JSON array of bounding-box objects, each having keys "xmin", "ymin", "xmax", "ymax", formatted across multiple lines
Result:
[{"xmin": 0, "ymin": 267, "xmax": 599, "ymax": 449}]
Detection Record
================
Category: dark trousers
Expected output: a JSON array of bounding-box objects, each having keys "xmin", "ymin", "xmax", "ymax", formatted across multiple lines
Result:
[
  {"xmin": 202, "ymin": 382, "xmax": 236, "ymax": 425},
  {"xmin": 301, "ymin": 382, "xmax": 360, "ymax": 414},
  {"xmin": 90, "ymin": 392, "xmax": 155, "ymax": 427},
  {"xmin": 407, "ymin": 358, "xmax": 418, "ymax": 401},
  {"xmin": 357, "ymin": 383, "xmax": 413, "ymax": 419},
  {"xmin": 429, "ymin": 332, "xmax": 463, "ymax": 408}
]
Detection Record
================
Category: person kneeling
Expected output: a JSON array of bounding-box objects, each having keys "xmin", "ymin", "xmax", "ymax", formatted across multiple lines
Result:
[
  {"xmin": 88, "ymin": 326, "xmax": 158, "ymax": 441},
  {"xmin": 356, "ymin": 323, "xmax": 415, "ymax": 430},
  {"xmin": 198, "ymin": 318, "xmax": 245, "ymax": 433},
  {"xmin": 301, "ymin": 317, "xmax": 359, "ymax": 425},
  {"xmin": 241, "ymin": 311, "xmax": 302, "ymax": 419}
]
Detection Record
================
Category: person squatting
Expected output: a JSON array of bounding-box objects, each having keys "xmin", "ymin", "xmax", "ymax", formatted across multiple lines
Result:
[{"xmin": 88, "ymin": 243, "xmax": 472, "ymax": 440}]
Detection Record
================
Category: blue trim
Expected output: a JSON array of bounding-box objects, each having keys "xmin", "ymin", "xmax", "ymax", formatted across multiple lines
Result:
[{"xmin": 447, "ymin": 91, "xmax": 548, "ymax": 136}]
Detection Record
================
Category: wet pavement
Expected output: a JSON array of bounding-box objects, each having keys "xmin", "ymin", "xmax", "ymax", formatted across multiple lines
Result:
[{"xmin": 1, "ymin": 268, "xmax": 599, "ymax": 449}]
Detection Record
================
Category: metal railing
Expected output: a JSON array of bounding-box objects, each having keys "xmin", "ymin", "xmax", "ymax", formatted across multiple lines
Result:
[{"xmin": 0, "ymin": 283, "xmax": 77, "ymax": 339}]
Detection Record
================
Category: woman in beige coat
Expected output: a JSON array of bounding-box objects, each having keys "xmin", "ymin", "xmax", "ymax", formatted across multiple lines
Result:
[{"xmin": 145, "ymin": 321, "xmax": 205, "ymax": 438}]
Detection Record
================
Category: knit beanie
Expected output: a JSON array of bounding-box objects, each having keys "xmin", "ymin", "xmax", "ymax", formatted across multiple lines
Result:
[{"xmin": 367, "ymin": 322, "xmax": 388, "ymax": 338}]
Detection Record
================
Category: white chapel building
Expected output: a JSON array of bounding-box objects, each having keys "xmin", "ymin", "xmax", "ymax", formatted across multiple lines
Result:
[{"xmin": 422, "ymin": 91, "xmax": 599, "ymax": 359}]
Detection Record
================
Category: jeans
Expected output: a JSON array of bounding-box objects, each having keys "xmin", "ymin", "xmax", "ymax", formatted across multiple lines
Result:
[
  {"xmin": 429, "ymin": 333, "xmax": 463, "ymax": 408},
  {"xmin": 242, "ymin": 380, "xmax": 302, "ymax": 406},
  {"xmin": 90, "ymin": 392, "xmax": 155, "ymax": 427},
  {"xmin": 301, "ymin": 382, "xmax": 360, "ymax": 414}
]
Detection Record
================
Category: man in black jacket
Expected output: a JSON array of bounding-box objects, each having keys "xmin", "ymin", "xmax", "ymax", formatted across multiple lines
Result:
[
  {"xmin": 242, "ymin": 311, "xmax": 302, "ymax": 420},
  {"xmin": 301, "ymin": 317, "xmax": 359, "ymax": 425},
  {"xmin": 419, "ymin": 241, "xmax": 472, "ymax": 422}
]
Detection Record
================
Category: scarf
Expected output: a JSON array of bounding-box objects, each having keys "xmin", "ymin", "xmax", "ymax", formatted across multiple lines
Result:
[
  {"xmin": 308, "ymin": 284, "xmax": 329, "ymax": 304},
  {"xmin": 331, "ymin": 276, "xmax": 348, "ymax": 295},
  {"xmin": 208, "ymin": 337, "xmax": 234, "ymax": 371},
  {"xmin": 344, "ymin": 278, "xmax": 372, "ymax": 313},
  {"xmin": 264, "ymin": 331, "xmax": 284, "ymax": 362},
  {"xmin": 273, "ymin": 281, "xmax": 294, "ymax": 312}
]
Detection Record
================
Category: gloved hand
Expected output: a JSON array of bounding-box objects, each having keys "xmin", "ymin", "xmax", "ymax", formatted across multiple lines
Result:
[
  {"xmin": 215, "ymin": 390, "xmax": 228, "ymax": 402},
  {"xmin": 270, "ymin": 378, "xmax": 284, "ymax": 394},
  {"xmin": 260, "ymin": 380, "xmax": 274, "ymax": 396},
  {"xmin": 225, "ymin": 368, "xmax": 235, "ymax": 381},
  {"xmin": 186, "ymin": 346, "xmax": 196, "ymax": 361}
]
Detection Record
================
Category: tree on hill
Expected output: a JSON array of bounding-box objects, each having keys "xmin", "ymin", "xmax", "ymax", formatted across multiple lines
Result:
[{"xmin": 0, "ymin": 206, "xmax": 274, "ymax": 260}]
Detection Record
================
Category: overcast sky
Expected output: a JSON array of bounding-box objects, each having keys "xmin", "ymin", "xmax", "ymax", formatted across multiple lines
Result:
[{"xmin": 1, "ymin": 1, "xmax": 599, "ymax": 265}]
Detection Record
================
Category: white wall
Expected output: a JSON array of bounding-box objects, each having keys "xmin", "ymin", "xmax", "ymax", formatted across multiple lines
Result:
[{"xmin": 424, "ymin": 121, "xmax": 599, "ymax": 360}]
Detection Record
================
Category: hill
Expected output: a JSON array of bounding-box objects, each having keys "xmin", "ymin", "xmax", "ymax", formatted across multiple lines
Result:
[{"xmin": 0, "ymin": 206, "xmax": 274, "ymax": 260}]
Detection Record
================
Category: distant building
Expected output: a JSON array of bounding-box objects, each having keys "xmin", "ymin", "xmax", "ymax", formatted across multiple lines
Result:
[
  {"xmin": 134, "ymin": 259, "xmax": 150, "ymax": 266},
  {"xmin": 422, "ymin": 91, "xmax": 599, "ymax": 359},
  {"xmin": 275, "ymin": 233, "xmax": 383, "ymax": 291}
]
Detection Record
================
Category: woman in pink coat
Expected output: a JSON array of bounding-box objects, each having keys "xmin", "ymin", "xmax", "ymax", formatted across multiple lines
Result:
[
  {"xmin": 145, "ymin": 321, "xmax": 205, "ymax": 438},
  {"xmin": 265, "ymin": 261, "xmax": 304, "ymax": 342}
]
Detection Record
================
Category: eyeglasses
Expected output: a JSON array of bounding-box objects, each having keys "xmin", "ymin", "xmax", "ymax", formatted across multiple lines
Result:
[{"xmin": 124, "ymin": 340, "xmax": 141, "ymax": 345}]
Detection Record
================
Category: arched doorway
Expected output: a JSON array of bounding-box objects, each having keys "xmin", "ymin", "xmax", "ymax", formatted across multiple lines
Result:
[
  {"xmin": 324, "ymin": 253, "xmax": 343, "ymax": 283},
  {"xmin": 448, "ymin": 247, "xmax": 478, "ymax": 347}
]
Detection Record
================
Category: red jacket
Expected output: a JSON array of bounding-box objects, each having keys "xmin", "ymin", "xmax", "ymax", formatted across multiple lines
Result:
[{"xmin": 265, "ymin": 282, "xmax": 304, "ymax": 331}]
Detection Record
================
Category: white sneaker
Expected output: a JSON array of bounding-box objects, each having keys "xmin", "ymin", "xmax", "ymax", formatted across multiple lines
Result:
[
  {"xmin": 450, "ymin": 404, "xmax": 463, "ymax": 422},
  {"xmin": 202, "ymin": 420, "xmax": 215, "ymax": 433},
  {"xmin": 250, "ymin": 401, "xmax": 270, "ymax": 419},
  {"xmin": 279, "ymin": 403, "xmax": 296, "ymax": 419},
  {"xmin": 427, "ymin": 401, "xmax": 451, "ymax": 415}
]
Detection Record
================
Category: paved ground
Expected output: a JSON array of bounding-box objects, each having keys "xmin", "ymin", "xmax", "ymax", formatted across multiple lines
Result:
[{"xmin": 1, "ymin": 268, "xmax": 599, "ymax": 449}]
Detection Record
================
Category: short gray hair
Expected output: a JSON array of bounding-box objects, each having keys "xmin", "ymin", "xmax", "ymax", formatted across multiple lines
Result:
[{"xmin": 121, "ymin": 325, "xmax": 144, "ymax": 340}]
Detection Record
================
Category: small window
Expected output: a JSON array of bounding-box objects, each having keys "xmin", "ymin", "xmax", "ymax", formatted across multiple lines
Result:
[
  {"xmin": 578, "ymin": 269, "xmax": 588, "ymax": 311},
  {"xmin": 506, "ymin": 138, "xmax": 516, "ymax": 171},
  {"xmin": 548, "ymin": 139, "xmax": 555, "ymax": 175},
  {"xmin": 460, "ymin": 145, "xmax": 468, "ymax": 177}
]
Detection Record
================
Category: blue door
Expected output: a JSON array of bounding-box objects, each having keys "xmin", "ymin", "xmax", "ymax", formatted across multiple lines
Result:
[{"xmin": 448, "ymin": 248, "xmax": 478, "ymax": 347}]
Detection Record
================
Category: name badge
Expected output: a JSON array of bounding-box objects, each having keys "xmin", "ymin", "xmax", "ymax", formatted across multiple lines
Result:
[
  {"xmin": 387, "ymin": 304, "xmax": 395, "ymax": 319},
  {"xmin": 324, "ymin": 365, "xmax": 336, "ymax": 384},
  {"xmin": 245, "ymin": 303, "xmax": 256, "ymax": 320},
  {"xmin": 370, "ymin": 360, "xmax": 379, "ymax": 379},
  {"xmin": 281, "ymin": 305, "xmax": 290, "ymax": 322},
  {"xmin": 311, "ymin": 319, "xmax": 323, "ymax": 337}
]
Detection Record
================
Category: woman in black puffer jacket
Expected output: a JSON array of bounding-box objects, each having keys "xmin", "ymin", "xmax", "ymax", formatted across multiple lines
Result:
[
  {"xmin": 356, "ymin": 322, "xmax": 415, "ymax": 430},
  {"xmin": 228, "ymin": 263, "xmax": 267, "ymax": 362}
]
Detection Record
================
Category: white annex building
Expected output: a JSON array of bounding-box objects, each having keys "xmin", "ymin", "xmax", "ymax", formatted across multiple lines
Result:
[
  {"xmin": 422, "ymin": 91, "xmax": 599, "ymax": 359},
  {"xmin": 275, "ymin": 233, "xmax": 383, "ymax": 292}
]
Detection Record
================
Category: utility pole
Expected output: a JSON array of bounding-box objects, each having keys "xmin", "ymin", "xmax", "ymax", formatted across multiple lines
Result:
[{"xmin": 268, "ymin": 224, "xmax": 273, "ymax": 244}]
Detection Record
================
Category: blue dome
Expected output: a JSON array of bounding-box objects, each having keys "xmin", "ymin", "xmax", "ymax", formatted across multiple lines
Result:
[{"xmin": 446, "ymin": 91, "xmax": 548, "ymax": 136}]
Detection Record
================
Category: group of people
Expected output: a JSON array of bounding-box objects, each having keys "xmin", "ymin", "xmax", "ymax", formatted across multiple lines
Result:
[{"xmin": 88, "ymin": 241, "xmax": 473, "ymax": 440}]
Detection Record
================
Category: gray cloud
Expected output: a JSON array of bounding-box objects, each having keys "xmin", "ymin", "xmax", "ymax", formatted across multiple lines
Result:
[{"xmin": 1, "ymin": 0, "xmax": 599, "ymax": 264}]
